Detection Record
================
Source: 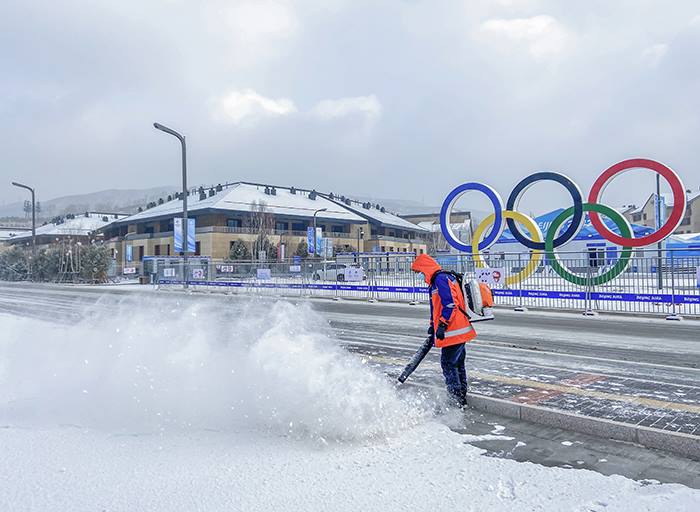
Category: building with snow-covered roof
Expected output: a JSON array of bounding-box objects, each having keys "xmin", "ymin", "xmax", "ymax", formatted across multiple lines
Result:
[
  {"xmin": 6, "ymin": 212, "xmax": 127, "ymax": 247},
  {"xmin": 99, "ymin": 182, "xmax": 428, "ymax": 265},
  {"xmin": 321, "ymin": 195, "xmax": 430, "ymax": 253},
  {"xmin": 0, "ymin": 226, "xmax": 31, "ymax": 244},
  {"xmin": 399, "ymin": 211, "xmax": 473, "ymax": 253},
  {"xmin": 622, "ymin": 188, "xmax": 700, "ymax": 235}
]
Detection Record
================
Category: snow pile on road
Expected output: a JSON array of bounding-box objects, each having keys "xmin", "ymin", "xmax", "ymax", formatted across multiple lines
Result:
[
  {"xmin": 0, "ymin": 299, "xmax": 426, "ymax": 441},
  {"xmin": 1, "ymin": 299, "xmax": 698, "ymax": 511}
]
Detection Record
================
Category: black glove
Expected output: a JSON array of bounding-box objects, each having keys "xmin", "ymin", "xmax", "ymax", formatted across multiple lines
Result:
[
  {"xmin": 428, "ymin": 325, "xmax": 434, "ymax": 335},
  {"xmin": 435, "ymin": 322, "xmax": 447, "ymax": 340}
]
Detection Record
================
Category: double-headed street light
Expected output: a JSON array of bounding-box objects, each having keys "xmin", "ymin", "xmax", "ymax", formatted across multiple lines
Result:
[
  {"xmin": 11, "ymin": 181, "xmax": 36, "ymax": 262},
  {"xmin": 153, "ymin": 122, "xmax": 188, "ymax": 288}
]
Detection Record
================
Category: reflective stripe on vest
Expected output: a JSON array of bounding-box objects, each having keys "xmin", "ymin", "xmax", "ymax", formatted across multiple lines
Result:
[{"xmin": 444, "ymin": 326, "xmax": 473, "ymax": 338}]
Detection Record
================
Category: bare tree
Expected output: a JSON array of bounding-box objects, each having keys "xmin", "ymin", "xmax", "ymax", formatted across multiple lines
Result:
[{"xmin": 246, "ymin": 201, "xmax": 275, "ymax": 261}]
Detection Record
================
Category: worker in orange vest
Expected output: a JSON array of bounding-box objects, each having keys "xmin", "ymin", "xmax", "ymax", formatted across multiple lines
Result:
[{"xmin": 411, "ymin": 254, "xmax": 477, "ymax": 407}]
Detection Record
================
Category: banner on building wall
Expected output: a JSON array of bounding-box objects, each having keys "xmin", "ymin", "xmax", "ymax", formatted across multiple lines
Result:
[
  {"xmin": 696, "ymin": 266, "xmax": 700, "ymax": 288},
  {"xmin": 125, "ymin": 245, "xmax": 133, "ymax": 262},
  {"xmin": 174, "ymin": 218, "xmax": 196, "ymax": 253},
  {"xmin": 307, "ymin": 227, "xmax": 315, "ymax": 255}
]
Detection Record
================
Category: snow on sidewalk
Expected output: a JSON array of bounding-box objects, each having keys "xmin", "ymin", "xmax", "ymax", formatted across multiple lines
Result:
[
  {"xmin": 1, "ymin": 423, "xmax": 696, "ymax": 512},
  {"xmin": 0, "ymin": 296, "xmax": 698, "ymax": 511}
]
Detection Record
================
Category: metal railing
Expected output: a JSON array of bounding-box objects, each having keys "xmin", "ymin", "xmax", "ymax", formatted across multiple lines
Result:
[{"xmin": 151, "ymin": 249, "xmax": 700, "ymax": 318}]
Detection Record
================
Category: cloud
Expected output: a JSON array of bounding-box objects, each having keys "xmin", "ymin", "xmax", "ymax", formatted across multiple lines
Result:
[
  {"xmin": 219, "ymin": 1, "xmax": 299, "ymax": 44},
  {"xmin": 642, "ymin": 43, "xmax": 669, "ymax": 67},
  {"xmin": 309, "ymin": 95, "xmax": 382, "ymax": 123},
  {"xmin": 477, "ymin": 15, "xmax": 571, "ymax": 60},
  {"xmin": 212, "ymin": 89, "xmax": 297, "ymax": 124}
]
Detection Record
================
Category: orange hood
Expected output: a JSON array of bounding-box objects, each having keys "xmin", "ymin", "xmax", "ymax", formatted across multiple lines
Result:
[{"xmin": 411, "ymin": 254, "xmax": 442, "ymax": 284}]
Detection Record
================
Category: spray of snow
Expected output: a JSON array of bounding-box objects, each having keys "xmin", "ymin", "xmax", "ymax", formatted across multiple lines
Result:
[{"xmin": 0, "ymin": 298, "xmax": 427, "ymax": 441}]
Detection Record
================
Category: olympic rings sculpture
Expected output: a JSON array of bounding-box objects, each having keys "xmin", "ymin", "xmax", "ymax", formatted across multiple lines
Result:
[{"xmin": 440, "ymin": 158, "xmax": 687, "ymax": 286}]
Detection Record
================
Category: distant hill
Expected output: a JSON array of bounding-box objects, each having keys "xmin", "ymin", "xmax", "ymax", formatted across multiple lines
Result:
[
  {"xmin": 351, "ymin": 196, "xmax": 440, "ymax": 215},
  {"xmin": 0, "ymin": 186, "xmax": 175, "ymax": 220},
  {"xmin": 0, "ymin": 186, "xmax": 489, "ymax": 225}
]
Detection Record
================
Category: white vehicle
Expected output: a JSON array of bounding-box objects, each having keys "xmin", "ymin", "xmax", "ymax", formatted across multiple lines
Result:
[{"xmin": 313, "ymin": 263, "xmax": 365, "ymax": 282}]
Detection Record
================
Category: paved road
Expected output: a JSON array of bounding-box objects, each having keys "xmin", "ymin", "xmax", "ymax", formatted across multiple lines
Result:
[{"xmin": 1, "ymin": 282, "xmax": 699, "ymax": 487}]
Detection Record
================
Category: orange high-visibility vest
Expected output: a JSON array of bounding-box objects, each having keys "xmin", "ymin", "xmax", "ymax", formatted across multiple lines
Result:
[{"xmin": 431, "ymin": 275, "xmax": 477, "ymax": 348}]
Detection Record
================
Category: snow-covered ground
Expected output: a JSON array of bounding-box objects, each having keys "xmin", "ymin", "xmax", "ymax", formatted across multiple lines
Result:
[{"xmin": 1, "ymin": 298, "xmax": 698, "ymax": 511}]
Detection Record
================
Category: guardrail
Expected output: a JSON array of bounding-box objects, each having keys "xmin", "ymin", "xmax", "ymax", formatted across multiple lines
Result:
[{"xmin": 152, "ymin": 251, "xmax": 700, "ymax": 318}]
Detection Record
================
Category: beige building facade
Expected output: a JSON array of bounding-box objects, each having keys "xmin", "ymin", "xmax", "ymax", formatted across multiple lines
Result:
[
  {"xmin": 623, "ymin": 190, "xmax": 700, "ymax": 235},
  {"xmin": 99, "ymin": 183, "xmax": 428, "ymax": 269}
]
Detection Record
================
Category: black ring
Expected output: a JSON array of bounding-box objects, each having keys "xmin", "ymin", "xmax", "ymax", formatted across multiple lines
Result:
[{"xmin": 505, "ymin": 172, "xmax": 584, "ymax": 250}]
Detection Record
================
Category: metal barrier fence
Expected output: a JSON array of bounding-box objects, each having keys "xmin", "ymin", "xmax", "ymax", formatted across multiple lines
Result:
[{"xmin": 151, "ymin": 250, "xmax": 700, "ymax": 318}]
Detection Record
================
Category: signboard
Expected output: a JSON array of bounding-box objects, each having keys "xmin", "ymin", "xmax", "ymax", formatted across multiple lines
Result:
[
  {"xmin": 217, "ymin": 264, "xmax": 235, "ymax": 273},
  {"xmin": 163, "ymin": 268, "xmax": 176, "ymax": 277},
  {"xmin": 125, "ymin": 245, "xmax": 133, "ymax": 262},
  {"xmin": 191, "ymin": 268, "xmax": 205, "ymax": 280},
  {"xmin": 289, "ymin": 265, "xmax": 301, "ymax": 273},
  {"xmin": 123, "ymin": 267, "xmax": 136, "ymax": 275},
  {"xmin": 174, "ymin": 218, "xmax": 196, "ymax": 253},
  {"xmin": 345, "ymin": 266, "xmax": 364, "ymax": 282},
  {"xmin": 307, "ymin": 227, "xmax": 315, "ymax": 255},
  {"xmin": 258, "ymin": 250, "xmax": 267, "ymax": 262},
  {"xmin": 697, "ymin": 266, "xmax": 700, "ymax": 288},
  {"xmin": 257, "ymin": 268, "xmax": 272, "ymax": 280},
  {"xmin": 293, "ymin": 255, "xmax": 302, "ymax": 265},
  {"xmin": 315, "ymin": 227, "xmax": 323, "ymax": 256},
  {"xmin": 475, "ymin": 267, "xmax": 505, "ymax": 287}
]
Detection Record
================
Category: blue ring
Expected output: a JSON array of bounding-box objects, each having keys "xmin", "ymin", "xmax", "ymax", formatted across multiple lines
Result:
[
  {"xmin": 440, "ymin": 183, "xmax": 504, "ymax": 254},
  {"xmin": 505, "ymin": 172, "xmax": 583, "ymax": 250}
]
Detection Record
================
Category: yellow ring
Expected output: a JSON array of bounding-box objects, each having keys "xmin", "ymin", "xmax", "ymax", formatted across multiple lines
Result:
[{"xmin": 471, "ymin": 211, "xmax": 543, "ymax": 286}]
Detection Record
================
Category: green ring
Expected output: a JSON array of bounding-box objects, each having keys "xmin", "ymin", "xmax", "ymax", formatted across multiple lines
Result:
[{"xmin": 545, "ymin": 203, "xmax": 633, "ymax": 286}]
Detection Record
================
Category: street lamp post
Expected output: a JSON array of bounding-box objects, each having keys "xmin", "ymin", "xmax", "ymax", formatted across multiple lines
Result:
[
  {"xmin": 357, "ymin": 227, "xmax": 364, "ymax": 263},
  {"xmin": 11, "ymin": 181, "xmax": 36, "ymax": 268},
  {"xmin": 313, "ymin": 208, "xmax": 327, "ymax": 259},
  {"xmin": 153, "ymin": 122, "xmax": 188, "ymax": 289}
]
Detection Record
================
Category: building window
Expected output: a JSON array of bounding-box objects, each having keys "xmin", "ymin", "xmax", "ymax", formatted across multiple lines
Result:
[
  {"xmin": 331, "ymin": 225, "xmax": 344, "ymax": 233},
  {"xmin": 227, "ymin": 218, "xmax": 241, "ymax": 228},
  {"xmin": 195, "ymin": 241, "xmax": 201, "ymax": 256},
  {"xmin": 276, "ymin": 221, "xmax": 287, "ymax": 232},
  {"xmin": 166, "ymin": 244, "xmax": 171, "ymax": 256},
  {"xmin": 291, "ymin": 222, "xmax": 305, "ymax": 232},
  {"xmin": 633, "ymin": 213, "xmax": 641, "ymax": 222},
  {"xmin": 138, "ymin": 246, "xmax": 144, "ymax": 261},
  {"xmin": 155, "ymin": 244, "xmax": 161, "ymax": 256},
  {"xmin": 144, "ymin": 226, "xmax": 154, "ymax": 234}
]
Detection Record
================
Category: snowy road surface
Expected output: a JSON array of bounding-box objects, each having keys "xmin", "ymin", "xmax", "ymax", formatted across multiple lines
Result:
[{"xmin": 1, "ymin": 282, "xmax": 699, "ymax": 511}]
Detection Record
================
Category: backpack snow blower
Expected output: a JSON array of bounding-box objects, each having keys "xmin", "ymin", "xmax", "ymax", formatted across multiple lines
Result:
[{"xmin": 397, "ymin": 272, "xmax": 494, "ymax": 383}]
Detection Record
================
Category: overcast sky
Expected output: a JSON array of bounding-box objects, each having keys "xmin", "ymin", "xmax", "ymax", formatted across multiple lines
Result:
[{"xmin": 2, "ymin": 0, "xmax": 699, "ymax": 214}]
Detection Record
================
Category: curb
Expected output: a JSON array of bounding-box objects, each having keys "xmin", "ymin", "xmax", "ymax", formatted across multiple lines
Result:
[{"xmin": 466, "ymin": 394, "xmax": 700, "ymax": 461}]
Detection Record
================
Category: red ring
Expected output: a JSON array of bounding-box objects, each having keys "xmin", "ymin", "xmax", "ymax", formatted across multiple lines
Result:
[{"xmin": 588, "ymin": 158, "xmax": 686, "ymax": 247}]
